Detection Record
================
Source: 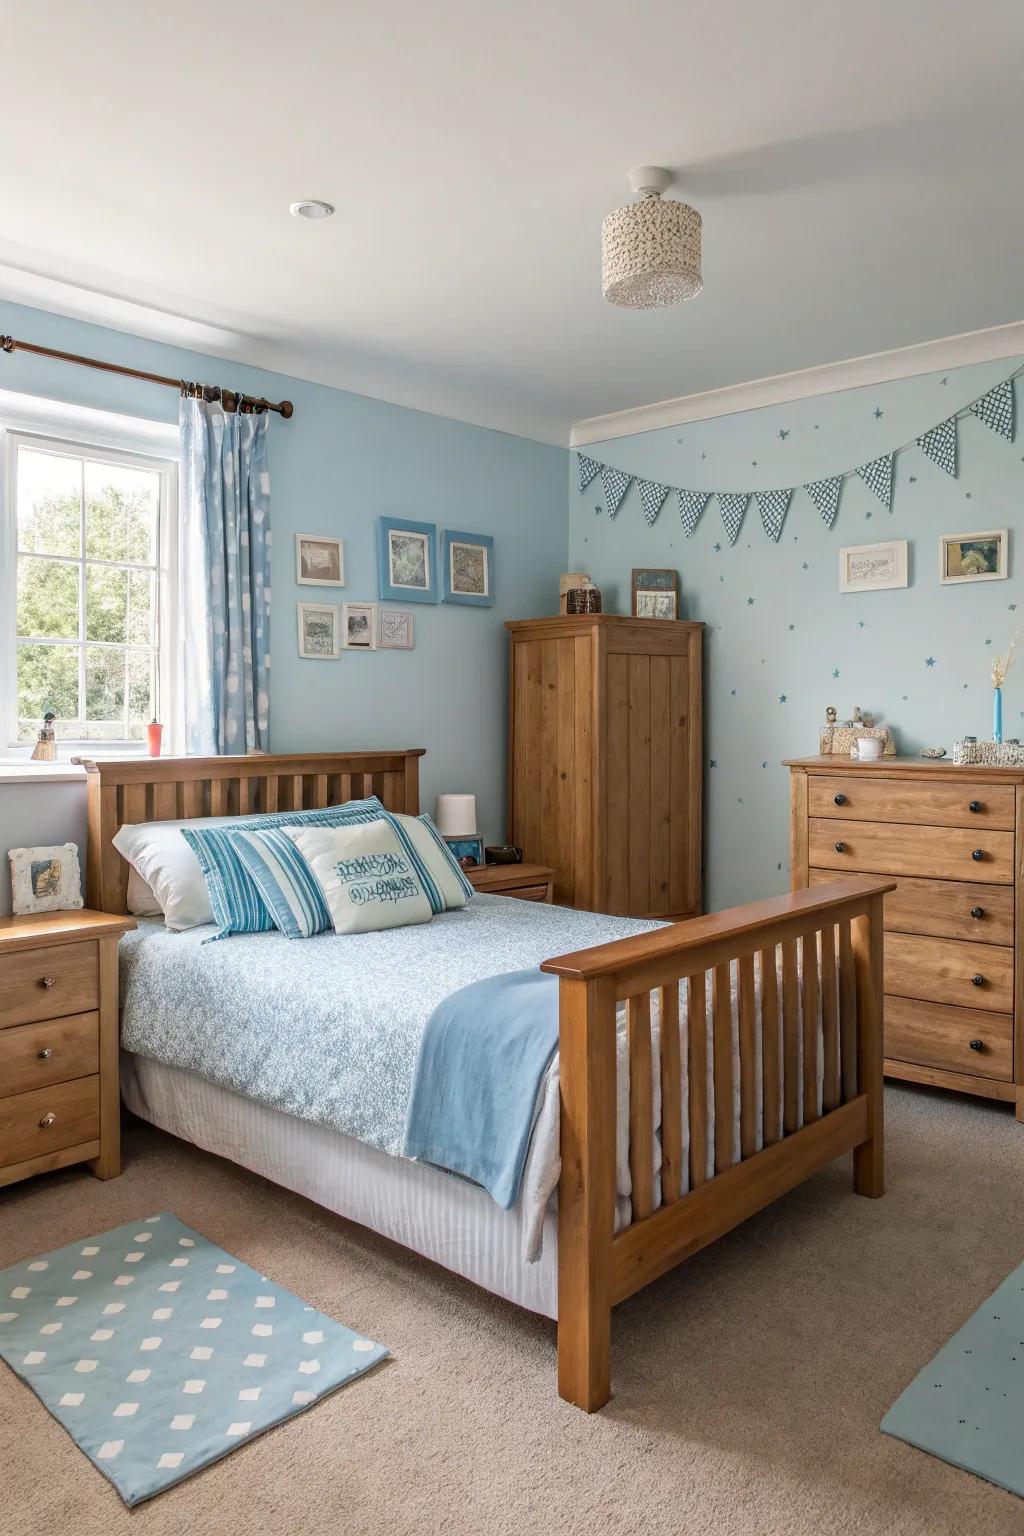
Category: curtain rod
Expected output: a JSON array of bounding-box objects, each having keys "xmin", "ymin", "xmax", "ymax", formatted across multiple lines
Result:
[{"xmin": 0, "ymin": 334, "xmax": 294, "ymax": 419}]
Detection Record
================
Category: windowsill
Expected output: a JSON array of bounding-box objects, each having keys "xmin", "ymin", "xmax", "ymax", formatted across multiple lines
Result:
[
  {"xmin": 0, "ymin": 742, "xmax": 152, "ymax": 783},
  {"xmin": 0, "ymin": 762, "xmax": 88, "ymax": 784}
]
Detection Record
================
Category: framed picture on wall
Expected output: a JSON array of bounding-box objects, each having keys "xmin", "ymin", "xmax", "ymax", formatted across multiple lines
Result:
[
  {"xmin": 631, "ymin": 567, "xmax": 679, "ymax": 619},
  {"xmin": 378, "ymin": 608, "xmax": 415, "ymax": 649},
  {"xmin": 342, "ymin": 602, "xmax": 378, "ymax": 650},
  {"xmin": 441, "ymin": 530, "xmax": 494, "ymax": 607},
  {"xmin": 939, "ymin": 529, "xmax": 1008, "ymax": 584},
  {"xmin": 377, "ymin": 517, "xmax": 437, "ymax": 604},
  {"xmin": 838, "ymin": 540, "xmax": 908, "ymax": 593},
  {"xmin": 295, "ymin": 533, "xmax": 345, "ymax": 586},
  {"xmin": 297, "ymin": 602, "xmax": 340, "ymax": 659}
]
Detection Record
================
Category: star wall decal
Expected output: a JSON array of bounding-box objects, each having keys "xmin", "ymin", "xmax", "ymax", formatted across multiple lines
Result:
[
  {"xmin": 747, "ymin": 596, "xmax": 755, "ymax": 605},
  {"xmin": 832, "ymin": 668, "xmax": 840, "ymax": 678},
  {"xmin": 874, "ymin": 407, "xmax": 884, "ymax": 419},
  {"xmin": 926, "ymin": 656, "xmax": 936, "ymax": 667},
  {"xmin": 778, "ymin": 429, "xmax": 790, "ymax": 441},
  {"xmin": 779, "ymin": 694, "xmax": 787, "ymax": 703},
  {"xmin": 858, "ymin": 620, "xmax": 866, "ymax": 628},
  {"xmin": 709, "ymin": 759, "xmax": 717, "ymax": 768},
  {"xmin": 761, "ymin": 761, "xmax": 768, "ymax": 769},
  {"xmin": 714, "ymin": 542, "xmax": 722, "ymax": 552},
  {"xmin": 788, "ymin": 623, "xmax": 795, "ymax": 631}
]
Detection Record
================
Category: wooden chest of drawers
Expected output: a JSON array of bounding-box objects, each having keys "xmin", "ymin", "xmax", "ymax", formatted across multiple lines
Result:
[
  {"xmin": 0, "ymin": 910, "xmax": 135, "ymax": 1188},
  {"xmin": 789, "ymin": 757, "xmax": 1024, "ymax": 1117}
]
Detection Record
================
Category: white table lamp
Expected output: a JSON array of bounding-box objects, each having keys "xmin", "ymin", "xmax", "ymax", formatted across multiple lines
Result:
[{"xmin": 435, "ymin": 794, "xmax": 477, "ymax": 837}]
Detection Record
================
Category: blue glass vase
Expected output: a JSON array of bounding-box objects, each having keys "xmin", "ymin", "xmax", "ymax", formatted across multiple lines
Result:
[{"xmin": 994, "ymin": 685, "xmax": 1003, "ymax": 744}]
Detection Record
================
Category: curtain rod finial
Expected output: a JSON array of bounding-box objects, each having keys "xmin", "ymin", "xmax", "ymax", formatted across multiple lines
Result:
[
  {"xmin": 1, "ymin": 336, "xmax": 15, "ymax": 353},
  {"xmin": 280, "ymin": 400, "xmax": 294, "ymax": 419}
]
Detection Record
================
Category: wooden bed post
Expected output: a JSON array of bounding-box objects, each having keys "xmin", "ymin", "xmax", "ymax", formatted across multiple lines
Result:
[
  {"xmin": 557, "ymin": 974, "xmax": 617, "ymax": 1411},
  {"xmin": 851, "ymin": 894, "xmax": 885, "ymax": 1199}
]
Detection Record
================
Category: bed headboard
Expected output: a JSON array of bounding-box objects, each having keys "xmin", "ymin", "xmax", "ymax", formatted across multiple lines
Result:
[{"xmin": 74, "ymin": 749, "xmax": 426, "ymax": 915}]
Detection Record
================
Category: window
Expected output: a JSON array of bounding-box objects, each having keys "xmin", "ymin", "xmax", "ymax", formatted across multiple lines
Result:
[{"xmin": 5, "ymin": 433, "xmax": 177, "ymax": 747}]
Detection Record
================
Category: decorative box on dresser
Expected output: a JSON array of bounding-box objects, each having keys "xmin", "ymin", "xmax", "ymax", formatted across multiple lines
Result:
[
  {"xmin": 505, "ymin": 615, "xmax": 702, "ymax": 918},
  {"xmin": 787, "ymin": 756, "xmax": 1024, "ymax": 1118},
  {"xmin": 0, "ymin": 910, "xmax": 136, "ymax": 1188}
]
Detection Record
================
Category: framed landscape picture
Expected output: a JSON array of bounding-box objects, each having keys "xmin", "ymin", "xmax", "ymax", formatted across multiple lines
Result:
[
  {"xmin": 297, "ymin": 602, "xmax": 339, "ymax": 659},
  {"xmin": 295, "ymin": 533, "xmax": 345, "ymax": 587},
  {"xmin": 342, "ymin": 601, "xmax": 378, "ymax": 650},
  {"xmin": 838, "ymin": 539, "xmax": 908, "ymax": 593},
  {"xmin": 631, "ymin": 567, "xmax": 679, "ymax": 619},
  {"xmin": 377, "ymin": 517, "xmax": 437, "ymax": 604},
  {"xmin": 939, "ymin": 529, "xmax": 1008, "ymax": 584},
  {"xmin": 441, "ymin": 529, "xmax": 494, "ymax": 607}
]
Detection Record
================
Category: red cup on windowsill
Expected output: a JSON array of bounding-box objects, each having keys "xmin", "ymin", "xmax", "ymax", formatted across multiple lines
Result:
[{"xmin": 146, "ymin": 720, "xmax": 163, "ymax": 757}]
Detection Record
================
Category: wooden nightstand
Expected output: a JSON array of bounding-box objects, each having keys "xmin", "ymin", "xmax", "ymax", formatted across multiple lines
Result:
[
  {"xmin": 0, "ymin": 910, "xmax": 136, "ymax": 1189},
  {"xmin": 466, "ymin": 863, "xmax": 555, "ymax": 902}
]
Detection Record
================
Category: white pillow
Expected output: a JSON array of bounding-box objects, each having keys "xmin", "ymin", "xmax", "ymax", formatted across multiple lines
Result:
[
  {"xmin": 286, "ymin": 821, "xmax": 432, "ymax": 935},
  {"xmin": 113, "ymin": 815, "xmax": 235, "ymax": 930},
  {"xmin": 127, "ymin": 865, "xmax": 163, "ymax": 917}
]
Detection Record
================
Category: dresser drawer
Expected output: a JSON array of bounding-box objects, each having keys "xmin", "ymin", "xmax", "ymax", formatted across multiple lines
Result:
[
  {"xmin": 0, "ymin": 1012, "xmax": 99, "ymax": 1099},
  {"xmin": 0, "ymin": 1076, "xmax": 100, "ymax": 1168},
  {"xmin": 0, "ymin": 941, "xmax": 99, "ymax": 1029},
  {"xmin": 809, "ymin": 775, "xmax": 1015, "ymax": 830},
  {"xmin": 885, "ymin": 996, "xmax": 1013, "ymax": 1081},
  {"xmin": 808, "ymin": 818, "xmax": 1015, "ymax": 884},
  {"xmin": 885, "ymin": 932, "xmax": 1014, "ymax": 1013},
  {"xmin": 808, "ymin": 869, "xmax": 1015, "ymax": 945}
]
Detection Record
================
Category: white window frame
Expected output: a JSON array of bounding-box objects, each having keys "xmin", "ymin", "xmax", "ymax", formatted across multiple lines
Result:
[{"xmin": 0, "ymin": 410, "xmax": 180, "ymax": 760}]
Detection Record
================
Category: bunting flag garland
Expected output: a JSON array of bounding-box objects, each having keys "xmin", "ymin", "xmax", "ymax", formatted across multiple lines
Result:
[
  {"xmin": 638, "ymin": 479, "xmax": 670, "ymax": 526},
  {"xmin": 855, "ymin": 453, "xmax": 893, "ymax": 509},
  {"xmin": 756, "ymin": 488, "xmax": 792, "ymax": 543},
  {"xmin": 717, "ymin": 493, "xmax": 748, "ymax": 546},
  {"xmin": 577, "ymin": 453, "xmax": 601, "ymax": 493},
  {"xmin": 600, "ymin": 463, "xmax": 632, "ymax": 518},
  {"xmin": 970, "ymin": 378, "xmax": 1015, "ymax": 441},
  {"xmin": 805, "ymin": 475, "xmax": 843, "ymax": 529},
  {"xmin": 678, "ymin": 488, "xmax": 709, "ymax": 537},
  {"xmin": 917, "ymin": 416, "xmax": 958, "ymax": 478}
]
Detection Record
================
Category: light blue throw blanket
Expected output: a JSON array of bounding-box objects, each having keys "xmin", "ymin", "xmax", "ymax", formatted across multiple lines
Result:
[{"xmin": 404, "ymin": 968, "xmax": 560, "ymax": 1207}]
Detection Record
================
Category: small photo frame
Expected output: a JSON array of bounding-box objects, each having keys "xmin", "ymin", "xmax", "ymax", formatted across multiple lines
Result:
[
  {"xmin": 378, "ymin": 608, "xmax": 415, "ymax": 650},
  {"xmin": 9, "ymin": 843, "xmax": 84, "ymax": 915},
  {"xmin": 939, "ymin": 529, "xmax": 1008, "ymax": 584},
  {"xmin": 444, "ymin": 834, "xmax": 484, "ymax": 868},
  {"xmin": 839, "ymin": 539, "xmax": 908, "ymax": 593},
  {"xmin": 631, "ymin": 567, "xmax": 679, "ymax": 619},
  {"xmin": 343, "ymin": 601, "xmax": 378, "ymax": 650},
  {"xmin": 442, "ymin": 530, "xmax": 494, "ymax": 607},
  {"xmin": 377, "ymin": 517, "xmax": 437, "ymax": 604},
  {"xmin": 295, "ymin": 533, "xmax": 345, "ymax": 587},
  {"xmin": 297, "ymin": 602, "xmax": 340, "ymax": 659}
]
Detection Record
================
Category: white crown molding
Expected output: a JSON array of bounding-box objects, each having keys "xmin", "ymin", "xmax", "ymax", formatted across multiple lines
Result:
[{"xmin": 569, "ymin": 321, "xmax": 1024, "ymax": 447}]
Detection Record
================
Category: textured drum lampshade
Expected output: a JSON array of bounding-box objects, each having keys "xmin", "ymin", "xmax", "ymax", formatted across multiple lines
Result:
[
  {"xmin": 435, "ymin": 794, "xmax": 477, "ymax": 837},
  {"xmin": 602, "ymin": 166, "xmax": 703, "ymax": 310}
]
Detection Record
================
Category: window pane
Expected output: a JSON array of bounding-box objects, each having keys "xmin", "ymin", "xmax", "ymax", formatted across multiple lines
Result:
[
  {"xmin": 85, "ymin": 646, "xmax": 126, "ymax": 726},
  {"xmin": 127, "ymin": 570, "xmax": 154, "ymax": 646},
  {"xmin": 16, "ymin": 449, "xmax": 81, "ymax": 558},
  {"xmin": 127, "ymin": 651, "xmax": 154, "ymax": 736},
  {"xmin": 85, "ymin": 564, "xmax": 128, "ymax": 643},
  {"xmin": 85, "ymin": 460, "xmax": 158, "ymax": 564},
  {"xmin": 16, "ymin": 643, "xmax": 79, "ymax": 737},
  {"xmin": 17, "ymin": 556, "xmax": 79, "ymax": 639}
]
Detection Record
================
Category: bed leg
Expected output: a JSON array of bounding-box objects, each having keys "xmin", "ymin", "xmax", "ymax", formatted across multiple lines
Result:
[
  {"xmin": 557, "ymin": 976, "xmax": 616, "ymax": 1411},
  {"xmin": 851, "ymin": 898, "xmax": 884, "ymax": 1199}
]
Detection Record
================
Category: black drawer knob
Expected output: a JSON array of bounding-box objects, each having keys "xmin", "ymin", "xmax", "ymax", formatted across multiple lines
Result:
[
  {"xmin": 969, "ymin": 1039, "xmax": 985, "ymax": 1052},
  {"xmin": 972, "ymin": 974, "xmax": 985, "ymax": 987},
  {"xmin": 972, "ymin": 849, "xmax": 985, "ymax": 861},
  {"xmin": 971, "ymin": 906, "xmax": 984, "ymax": 919},
  {"xmin": 834, "ymin": 793, "xmax": 847, "ymax": 806},
  {"xmin": 969, "ymin": 800, "xmax": 983, "ymax": 813},
  {"xmin": 834, "ymin": 842, "xmax": 846, "ymax": 854}
]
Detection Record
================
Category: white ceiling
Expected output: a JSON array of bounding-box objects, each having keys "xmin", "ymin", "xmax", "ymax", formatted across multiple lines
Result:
[{"xmin": 2, "ymin": 0, "xmax": 1023, "ymax": 445}]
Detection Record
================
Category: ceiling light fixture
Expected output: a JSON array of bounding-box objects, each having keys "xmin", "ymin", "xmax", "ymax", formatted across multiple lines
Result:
[
  {"xmin": 290, "ymin": 200, "xmax": 335, "ymax": 220},
  {"xmin": 602, "ymin": 167, "xmax": 702, "ymax": 310}
]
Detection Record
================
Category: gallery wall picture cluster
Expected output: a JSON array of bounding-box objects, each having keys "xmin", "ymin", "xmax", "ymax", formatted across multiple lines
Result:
[
  {"xmin": 577, "ymin": 368, "xmax": 1021, "ymax": 545},
  {"xmin": 295, "ymin": 520, "xmax": 495, "ymax": 660}
]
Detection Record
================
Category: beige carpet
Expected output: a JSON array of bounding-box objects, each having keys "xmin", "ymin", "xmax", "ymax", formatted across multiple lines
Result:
[{"xmin": 2, "ymin": 1085, "xmax": 1024, "ymax": 1536}]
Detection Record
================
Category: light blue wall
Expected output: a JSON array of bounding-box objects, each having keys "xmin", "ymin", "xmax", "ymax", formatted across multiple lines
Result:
[
  {"xmin": 570, "ymin": 356, "xmax": 1024, "ymax": 912},
  {"xmin": 0, "ymin": 298, "xmax": 568, "ymax": 911}
]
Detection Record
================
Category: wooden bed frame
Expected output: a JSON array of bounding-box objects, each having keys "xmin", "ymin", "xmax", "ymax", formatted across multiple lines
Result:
[{"xmin": 78, "ymin": 748, "xmax": 892, "ymax": 1412}]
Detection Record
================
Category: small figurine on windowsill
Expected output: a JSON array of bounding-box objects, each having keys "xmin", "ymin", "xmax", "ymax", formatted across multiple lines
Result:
[{"xmin": 30, "ymin": 711, "xmax": 57, "ymax": 762}]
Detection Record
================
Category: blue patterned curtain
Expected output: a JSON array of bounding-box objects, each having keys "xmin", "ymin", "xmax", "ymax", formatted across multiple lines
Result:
[{"xmin": 180, "ymin": 397, "xmax": 271, "ymax": 754}]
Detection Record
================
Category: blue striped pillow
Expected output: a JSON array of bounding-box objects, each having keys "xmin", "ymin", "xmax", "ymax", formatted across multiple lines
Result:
[
  {"xmin": 181, "ymin": 799, "xmax": 383, "ymax": 940},
  {"xmin": 232, "ymin": 827, "xmax": 333, "ymax": 938}
]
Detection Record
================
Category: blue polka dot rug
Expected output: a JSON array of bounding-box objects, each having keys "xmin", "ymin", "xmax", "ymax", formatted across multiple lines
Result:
[
  {"xmin": 882, "ymin": 1261, "xmax": 1024, "ymax": 1499},
  {"xmin": 0, "ymin": 1213, "xmax": 388, "ymax": 1506}
]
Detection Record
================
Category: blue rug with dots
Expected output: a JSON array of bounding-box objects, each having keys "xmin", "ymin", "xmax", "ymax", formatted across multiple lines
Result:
[
  {"xmin": 0, "ymin": 1213, "xmax": 388, "ymax": 1506},
  {"xmin": 882, "ymin": 1263, "xmax": 1024, "ymax": 1498}
]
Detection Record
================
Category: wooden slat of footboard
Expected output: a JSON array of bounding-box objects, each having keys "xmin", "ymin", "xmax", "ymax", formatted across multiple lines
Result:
[
  {"xmin": 821, "ymin": 925, "xmax": 839, "ymax": 1113},
  {"xmin": 627, "ymin": 994, "xmax": 654, "ymax": 1222},
  {"xmin": 659, "ymin": 982, "xmax": 682, "ymax": 1204},
  {"xmin": 760, "ymin": 946, "xmax": 782, "ymax": 1146},
  {"xmin": 687, "ymin": 975, "xmax": 708, "ymax": 1190},
  {"xmin": 712, "ymin": 963, "xmax": 733, "ymax": 1175},
  {"xmin": 738, "ymin": 954, "xmax": 756, "ymax": 1159},
  {"xmin": 838, "ymin": 920, "xmax": 857, "ymax": 1103},
  {"xmin": 781, "ymin": 940, "xmax": 800, "ymax": 1133},
  {"xmin": 801, "ymin": 932, "xmax": 820, "ymax": 1124}
]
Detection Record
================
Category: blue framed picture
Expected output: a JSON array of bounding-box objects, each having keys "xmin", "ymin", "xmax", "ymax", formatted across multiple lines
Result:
[
  {"xmin": 377, "ymin": 517, "xmax": 437, "ymax": 604},
  {"xmin": 441, "ymin": 530, "xmax": 494, "ymax": 607},
  {"xmin": 444, "ymin": 835, "xmax": 484, "ymax": 867}
]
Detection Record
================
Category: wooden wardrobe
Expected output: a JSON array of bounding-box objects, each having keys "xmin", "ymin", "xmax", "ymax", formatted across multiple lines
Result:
[{"xmin": 505, "ymin": 615, "xmax": 703, "ymax": 918}]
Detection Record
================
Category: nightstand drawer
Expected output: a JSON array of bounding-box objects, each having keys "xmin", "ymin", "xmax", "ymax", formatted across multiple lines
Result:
[
  {"xmin": 808, "ymin": 817, "xmax": 1015, "ymax": 884},
  {"xmin": 0, "ymin": 1076, "xmax": 100, "ymax": 1168},
  {"xmin": 885, "ymin": 996, "xmax": 1013, "ymax": 1081},
  {"xmin": 0, "ymin": 1012, "xmax": 99, "ymax": 1099},
  {"xmin": 0, "ymin": 941, "xmax": 99, "ymax": 1029},
  {"xmin": 505, "ymin": 883, "xmax": 552, "ymax": 902},
  {"xmin": 885, "ymin": 932, "xmax": 1014, "ymax": 1013}
]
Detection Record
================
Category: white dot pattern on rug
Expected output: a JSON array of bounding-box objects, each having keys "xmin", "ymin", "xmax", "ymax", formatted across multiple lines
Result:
[{"xmin": 0, "ymin": 1213, "xmax": 388, "ymax": 1508}]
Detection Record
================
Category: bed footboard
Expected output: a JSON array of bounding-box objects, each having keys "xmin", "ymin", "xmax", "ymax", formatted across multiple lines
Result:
[{"xmin": 541, "ymin": 875, "xmax": 893, "ymax": 1412}]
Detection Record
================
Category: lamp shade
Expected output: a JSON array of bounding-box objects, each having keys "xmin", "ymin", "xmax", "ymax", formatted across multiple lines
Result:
[
  {"xmin": 602, "ymin": 194, "xmax": 702, "ymax": 310},
  {"xmin": 435, "ymin": 793, "xmax": 477, "ymax": 837}
]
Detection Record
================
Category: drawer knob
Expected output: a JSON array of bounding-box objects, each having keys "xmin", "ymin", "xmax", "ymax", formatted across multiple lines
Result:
[
  {"xmin": 971, "ymin": 906, "xmax": 985, "ymax": 919},
  {"xmin": 38, "ymin": 1112, "xmax": 56, "ymax": 1129},
  {"xmin": 38, "ymin": 975, "xmax": 56, "ymax": 989},
  {"xmin": 969, "ymin": 800, "xmax": 983, "ymax": 813},
  {"xmin": 972, "ymin": 849, "xmax": 985, "ymax": 861},
  {"xmin": 37, "ymin": 1047, "xmax": 53, "ymax": 1060},
  {"xmin": 972, "ymin": 974, "xmax": 985, "ymax": 987},
  {"xmin": 969, "ymin": 1038, "xmax": 985, "ymax": 1052},
  {"xmin": 834, "ymin": 793, "xmax": 847, "ymax": 806},
  {"xmin": 834, "ymin": 841, "xmax": 846, "ymax": 854}
]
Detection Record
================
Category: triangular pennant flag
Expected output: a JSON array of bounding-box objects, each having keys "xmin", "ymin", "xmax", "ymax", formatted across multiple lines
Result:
[
  {"xmin": 917, "ymin": 416, "xmax": 958, "ymax": 478},
  {"xmin": 678, "ymin": 488, "xmax": 710, "ymax": 538},
  {"xmin": 599, "ymin": 463, "xmax": 632, "ymax": 519},
  {"xmin": 637, "ymin": 479, "xmax": 670, "ymax": 526},
  {"xmin": 855, "ymin": 453, "xmax": 893, "ymax": 509},
  {"xmin": 577, "ymin": 454, "xmax": 601, "ymax": 493},
  {"xmin": 970, "ymin": 378, "xmax": 1015, "ymax": 442},
  {"xmin": 756, "ymin": 489, "xmax": 792, "ymax": 543},
  {"xmin": 805, "ymin": 475, "xmax": 843, "ymax": 529},
  {"xmin": 717, "ymin": 492, "xmax": 748, "ymax": 545}
]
